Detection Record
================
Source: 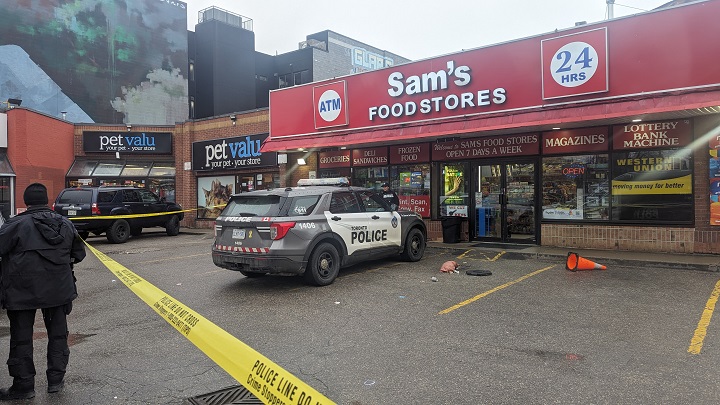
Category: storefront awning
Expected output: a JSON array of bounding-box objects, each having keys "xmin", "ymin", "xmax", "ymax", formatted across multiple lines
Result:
[
  {"xmin": 0, "ymin": 152, "xmax": 15, "ymax": 176},
  {"xmin": 261, "ymin": 90, "xmax": 720, "ymax": 152},
  {"xmin": 66, "ymin": 160, "xmax": 175, "ymax": 178}
]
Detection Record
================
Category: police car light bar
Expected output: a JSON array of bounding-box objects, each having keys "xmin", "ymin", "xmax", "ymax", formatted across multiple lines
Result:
[{"xmin": 297, "ymin": 177, "xmax": 350, "ymax": 187}]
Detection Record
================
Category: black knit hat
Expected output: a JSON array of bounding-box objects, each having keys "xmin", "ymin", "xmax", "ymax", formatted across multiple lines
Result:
[{"xmin": 23, "ymin": 183, "xmax": 48, "ymax": 206}]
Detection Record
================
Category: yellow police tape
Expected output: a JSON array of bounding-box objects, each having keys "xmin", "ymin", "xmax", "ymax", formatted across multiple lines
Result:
[
  {"xmin": 84, "ymin": 241, "xmax": 335, "ymax": 405},
  {"xmin": 68, "ymin": 205, "xmax": 225, "ymax": 221}
]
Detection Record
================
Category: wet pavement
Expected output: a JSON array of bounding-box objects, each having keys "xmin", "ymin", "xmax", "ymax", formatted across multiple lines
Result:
[{"xmin": 429, "ymin": 240, "xmax": 720, "ymax": 272}]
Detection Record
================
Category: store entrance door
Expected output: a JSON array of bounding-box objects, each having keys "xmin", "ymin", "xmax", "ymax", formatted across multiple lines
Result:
[{"xmin": 474, "ymin": 162, "xmax": 537, "ymax": 243}]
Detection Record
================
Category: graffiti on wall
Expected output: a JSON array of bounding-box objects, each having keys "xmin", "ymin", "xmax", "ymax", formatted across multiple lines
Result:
[{"xmin": 0, "ymin": 0, "xmax": 188, "ymax": 125}]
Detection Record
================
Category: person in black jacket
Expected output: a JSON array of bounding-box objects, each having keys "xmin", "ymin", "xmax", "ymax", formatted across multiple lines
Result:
[
  {"xmin": 379, "ymin": 182, "xmax": 400, "ymax": 210},
  {"xmin": 0, "ymin": 183, "xmax": 86, "ymax": 400}
]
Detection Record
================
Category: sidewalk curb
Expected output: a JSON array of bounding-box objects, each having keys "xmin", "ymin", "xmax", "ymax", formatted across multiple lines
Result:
[{"xmin": 426, "ymin": 244, "xmax": 720, "ymax": 273}]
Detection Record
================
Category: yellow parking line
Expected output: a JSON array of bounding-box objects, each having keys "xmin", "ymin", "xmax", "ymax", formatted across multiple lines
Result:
[
  {"xmin": 438, "ymin": 265, "xmax": 556, "ymax": 315},
  {"xmin": 457, "ymin": 250, "xmax": 505, "ymax": 262},
  {"xmin": 457, "ymin": 249, "xmax": 472, "ymax": 259},
  {"xmin": 488, "ymin": 251, "xmax": 505, "ymax": 262},
  {"xmin": 688, "ymin": 278, "xmax": 720, "ymax": 355}
]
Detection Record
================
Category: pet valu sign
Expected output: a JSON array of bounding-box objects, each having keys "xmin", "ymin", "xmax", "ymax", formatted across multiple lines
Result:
[
  {"xmin": 192, "ymin": 134, "xmax": 277, "ymax": 171},
  {"xmin": 83, "ymin": 131, "xmax": 172, "ymax": 154}
]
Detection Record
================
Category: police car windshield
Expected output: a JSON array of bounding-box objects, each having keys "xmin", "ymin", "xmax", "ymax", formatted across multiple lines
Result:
[{"xmin": 223, "ymin": 195, "xmax": 284, "ymax": 217}]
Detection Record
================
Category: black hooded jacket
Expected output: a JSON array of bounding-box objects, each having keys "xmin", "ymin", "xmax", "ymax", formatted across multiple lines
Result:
[{"xmin": 0, "ymin": 206, "xmax": 86, "ymax": 310}]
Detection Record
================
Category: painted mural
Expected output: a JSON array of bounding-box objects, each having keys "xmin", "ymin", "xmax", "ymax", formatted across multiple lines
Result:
[{"xmin": 0, "ymin": 0, "xmax": 188, "ymax": 125}]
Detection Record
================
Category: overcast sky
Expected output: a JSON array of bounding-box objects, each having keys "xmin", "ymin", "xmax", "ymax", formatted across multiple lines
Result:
[{"xmin": 185, "ymin": 0, "xmax": 670, "ymax": 60}]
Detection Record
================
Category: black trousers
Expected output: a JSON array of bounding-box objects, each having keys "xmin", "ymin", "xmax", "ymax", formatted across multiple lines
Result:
[{"xmin": 6, "ymin": 304, "xmax": 71, "ymax": 391}]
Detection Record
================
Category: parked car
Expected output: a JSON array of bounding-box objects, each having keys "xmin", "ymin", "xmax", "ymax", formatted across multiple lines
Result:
[
  {"xmin": 52, "ymin": 186, "xmax": 184, "ymax": 243},
  {"xmin": 211, "ymin": 178, "xmax": 427, "ymax": 286}
]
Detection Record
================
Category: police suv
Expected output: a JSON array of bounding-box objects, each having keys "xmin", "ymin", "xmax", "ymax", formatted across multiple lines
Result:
[{"xmin": 211, "ymin": 178, "xmax": 427, "ymax": 286}]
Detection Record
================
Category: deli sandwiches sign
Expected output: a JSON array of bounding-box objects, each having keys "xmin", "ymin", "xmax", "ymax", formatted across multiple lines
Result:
[
  {"xmin": 192, "ymin": 134, "xmax": 277, "ymax": 171},
  {"xmin": 83, "ymin": 131, "xmax": 172, "ymax": 154}
]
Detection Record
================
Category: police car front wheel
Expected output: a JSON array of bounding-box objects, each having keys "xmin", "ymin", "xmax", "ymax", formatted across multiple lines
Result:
[
  {"xmin": 400, "ymin": 228, "xmax": 426, "ymax": 262},
  {"xmin": 304, "ymin": 242, "xmax": 340, "ymax": 286}
]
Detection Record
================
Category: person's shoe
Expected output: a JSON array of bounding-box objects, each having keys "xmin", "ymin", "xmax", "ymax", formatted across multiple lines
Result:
[
  {"xmin": 0, "ymin": 386, "xmax": 35, "ymax": 400},
  {"xmin": 47, "ymin": 381, "xmax": 64, "ymax": 394}
]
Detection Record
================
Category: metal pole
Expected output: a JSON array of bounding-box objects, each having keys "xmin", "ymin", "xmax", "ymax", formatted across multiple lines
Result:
[{"xmin": 607, "ymin": 0, "xmax": 615, "ymax": 19}]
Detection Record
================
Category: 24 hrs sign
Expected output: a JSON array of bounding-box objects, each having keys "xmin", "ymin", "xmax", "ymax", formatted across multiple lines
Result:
[{"xmin": 541, "ymin": 27, "xmax": 608, "ymax": 100}]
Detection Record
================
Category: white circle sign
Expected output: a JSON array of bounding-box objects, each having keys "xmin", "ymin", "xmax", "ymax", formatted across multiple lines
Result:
[
  {"xmin": 317, "ymin": 90, "xmax": 342, "ymax": 122},
  {"xmin": 549, "ymin": 41, "xmax": 598, "ymax": 88}
]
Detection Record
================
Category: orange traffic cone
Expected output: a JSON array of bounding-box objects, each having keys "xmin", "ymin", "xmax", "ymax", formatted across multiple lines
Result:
[{"xmin": 566, "ymin": 252, "xmax": 607, "ymax": 271}]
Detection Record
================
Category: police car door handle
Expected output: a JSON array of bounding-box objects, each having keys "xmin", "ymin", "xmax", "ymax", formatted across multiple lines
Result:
[
  {"xmin": 371, "ymin": 215, "xmax": 380, "ymax": 220},
  {"xmin": 331, "ymin": 216, "xmax": 341, "ymax": 221}
]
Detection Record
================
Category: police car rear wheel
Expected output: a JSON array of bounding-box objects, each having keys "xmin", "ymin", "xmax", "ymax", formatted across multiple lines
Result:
[
  {"xmin": 401, "ymin": 228, "xmax": 425, "ymax": 262},
  {"xmin": 304, "ymin": 243, "xmax": 340, "ymax": 286}
]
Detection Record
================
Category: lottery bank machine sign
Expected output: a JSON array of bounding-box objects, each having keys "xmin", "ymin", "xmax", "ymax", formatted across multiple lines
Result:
[{"xmin": 192, "ymin": 134, "xmax": 277, "ymax": 171}]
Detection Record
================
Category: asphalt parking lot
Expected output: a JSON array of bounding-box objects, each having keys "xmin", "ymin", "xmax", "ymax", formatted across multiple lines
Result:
[{"xmin": 0, "ymin": 229, "xmax": 718, "ymax": 404}]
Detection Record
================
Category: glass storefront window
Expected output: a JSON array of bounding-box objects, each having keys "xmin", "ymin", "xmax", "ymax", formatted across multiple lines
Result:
[
  {"xmin": 611, "ymin": 149, "xmax": 693, "ymax": 223},
  {"xmin": 353, "ymin": 167, "xmax": 389, "ymax": 189},
  {"xmin": 149, "ymin": 162, "xmax": 176, "ymax": 177},
  {"xmin": 390, "ymin": 164, "xmax": 430, "ymax": 217},
  {"xmin": 319, "ymin": 168, "xmax": 351, "ymax": 180},
  {"xmin": 67, "ymin": 161, "xmax": 98, "ymax": 177},
  {"xmin": 197, "ymin": 176, "xmax": 235, "ymax": 219},
  {"xmin": 148, "ymin": 178, "xmax": 176, "ymax": 202},
  {"xmin": 121, "ymin": 162, "xmax": 152, "ymax": 177},
  {"xmin": 440, "ymin": 164, "xmax": 468, "ymax": 217},
  {"xmin": 92, "ymin": 162, "xmax": 124, "ymax": 176},
  {"xmin": 542, "ymin": 155, "xmax": 609, "ymax": 221}
]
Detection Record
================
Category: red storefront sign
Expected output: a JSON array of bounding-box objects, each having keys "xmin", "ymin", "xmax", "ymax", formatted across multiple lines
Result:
[
  {"xmin": 399, "ymin": 195, "xmax": 430, "ymax": 217},
  {"xmin": 710, "ymin": 132, "xmax": 720, "ymax": 150},
  {"xmin": 542, "ymin": 127, "xmax": 609, "ymax": 154},
  {"xmin": 352, "ymin": 147, "xmax": 388, "ymax": 166},
  {"xmin": 432, "ymin": 134, "xmax": 539, "ymax": 161},
  {"xmin": 541, "ymin": 28, "xmax": 608, "ymax": 100},
  {"xmin": 389, "ymin": 144, "xmax": 431, "ymax": 164},
  {"xmin": 612, "ymin": 120, "xmax": 692, "ymax": 150},
  {"xmin": 269, "ymin": 1, "xmax": 720, "ymax": 140},
  {"xmin": 318, "ymin": 150, "xmax": 351, "ymax": 168},
  {"xmin": 313, "ymin": 81, "xmax": 348, "ymax": 129}
]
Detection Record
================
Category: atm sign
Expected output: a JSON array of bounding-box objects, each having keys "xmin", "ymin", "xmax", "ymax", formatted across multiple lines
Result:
[{"xmin": 313, "ymin": 81, "xmax": 348, "ymax": 129}]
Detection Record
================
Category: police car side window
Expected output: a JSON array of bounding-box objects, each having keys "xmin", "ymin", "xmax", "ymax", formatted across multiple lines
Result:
[
  {"xmin": 330, "ymin": 192, "xmax": 361, "ymax": 214},
  {"xmin": 289, "ymin": 195, "xmax": 321, "ymax": 216},
  {"xmin": 359, "ymin": 190, "xmax": 389, "ymax": 212}
]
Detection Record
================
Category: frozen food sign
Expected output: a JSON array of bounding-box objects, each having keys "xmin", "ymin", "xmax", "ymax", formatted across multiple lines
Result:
[
  {"xmin": 192, "ymin": 134, "xmax": 277, "ymax": 171},
  {"xmin": 83, "ymin": 131, "xmax": 172, "ymax": 154}
]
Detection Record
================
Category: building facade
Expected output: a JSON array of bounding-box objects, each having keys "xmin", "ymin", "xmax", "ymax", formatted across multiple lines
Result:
[{"xmin": 263, "ymin": 0, "xmax": 720, "ymax": 254}]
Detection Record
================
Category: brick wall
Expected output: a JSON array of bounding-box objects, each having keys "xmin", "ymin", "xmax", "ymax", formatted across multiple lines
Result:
[
  {"xmin": 7, "ymin": 109, "xmax": 75, "ymax": 208},
  {"xmin": 175, "ymin": 109, "xmax": 270, "ymax": 228}
]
